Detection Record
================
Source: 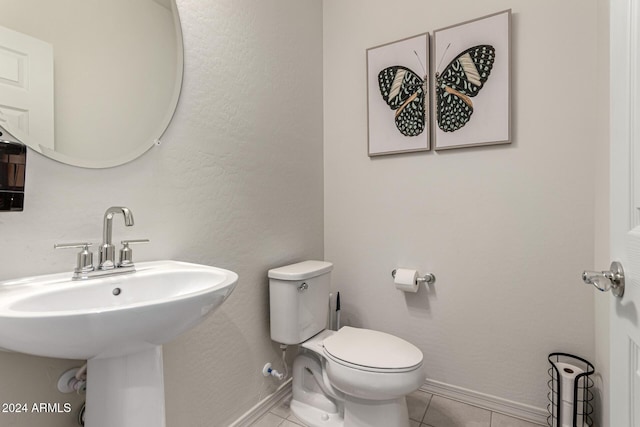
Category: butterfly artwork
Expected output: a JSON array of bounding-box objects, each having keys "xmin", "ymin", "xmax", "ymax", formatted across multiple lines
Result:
[
  {"xmin": 377, "ymin": 66, "xmax": 427, "ymax": 137},
  {"xmin": 435, "ymin": 45, "xmax": 495, "ymax": 132},
  {"xmin": 367, "ymin": 33, "xmax": 431, "ymax": 156},
  {"xmin": 432, "ymin": 10, "xmax": 511, "ymax": 150}
]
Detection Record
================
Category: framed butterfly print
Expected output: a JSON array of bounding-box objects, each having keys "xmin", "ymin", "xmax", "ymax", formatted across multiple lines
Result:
[
  {"xmin": 432, "ymin": 10, "xmax": 511, "ymax": 150},
  {"xmin": 367, "ymin": 33, "xmax": 430, "ymax": 156}
]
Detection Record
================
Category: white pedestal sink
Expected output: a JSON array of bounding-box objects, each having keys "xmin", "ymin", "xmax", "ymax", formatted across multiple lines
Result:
[{"xmin": 0, "ymin": 260, "xmax": 238, "ymax": 427}]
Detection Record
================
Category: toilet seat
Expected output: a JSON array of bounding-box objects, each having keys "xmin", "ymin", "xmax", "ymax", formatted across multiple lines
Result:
[{"xmin": 322, "ymin": 326, "xmax": 423, "ymax": 373}]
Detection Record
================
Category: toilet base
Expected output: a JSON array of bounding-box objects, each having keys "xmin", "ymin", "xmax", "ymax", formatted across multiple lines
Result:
[
  {"xmin": 290, "ymin": 394, "xmax": 411, "ymax": 427},
  {"xmin": 290, "ymin": 349, "xmax": 413, "ymax": 427},
  {"xmin": 290, "ymin": 399, "xmax": 343, "ymax": 427},
  {"xmin": 343, "ymin": 395, "xmax": 410, "ymax": 427}
]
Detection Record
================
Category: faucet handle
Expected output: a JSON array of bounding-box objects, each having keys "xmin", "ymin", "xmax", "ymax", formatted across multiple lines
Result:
[
  {"xmin": 119, "ymin": 239, "xmax": 149, "ymax": 267},
  {"xmin": 54, "ymin": 242, "xmax": 95, "ymax": 273}
]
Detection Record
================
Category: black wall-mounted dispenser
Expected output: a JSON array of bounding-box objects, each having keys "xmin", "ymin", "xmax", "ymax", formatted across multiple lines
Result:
[
  {"xmin": 547, "ymin": 352, "xmax": 594, "ymax": 427},
  {"xmin": 0, "ymin": 126, "xmax": 26, "ymax": 211}
]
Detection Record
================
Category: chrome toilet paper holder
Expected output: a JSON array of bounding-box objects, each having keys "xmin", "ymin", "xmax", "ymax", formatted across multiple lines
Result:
[{"xmin": 391, "ymin": 269, "xmax": 436, "ymax": 285}]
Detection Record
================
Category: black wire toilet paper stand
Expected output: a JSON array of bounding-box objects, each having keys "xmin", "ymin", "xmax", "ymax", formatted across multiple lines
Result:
[{"xmin": 547, "ymin": 352, "xmax": 594, "ymax": 427}]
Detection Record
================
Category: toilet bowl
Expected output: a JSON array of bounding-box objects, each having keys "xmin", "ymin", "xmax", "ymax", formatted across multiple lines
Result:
[
  {"xmin": 268, "ymin": 261, "xmax": 425, "ymax": 427},
  {"xmin": 292, "ymin": 327, "xmax": 425, "ymax": 427}
]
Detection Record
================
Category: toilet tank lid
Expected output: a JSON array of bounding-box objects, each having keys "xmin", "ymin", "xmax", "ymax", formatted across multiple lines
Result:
[{"xmin": 268, "ymin": 260, "xmax": 333, "ymax": 280}]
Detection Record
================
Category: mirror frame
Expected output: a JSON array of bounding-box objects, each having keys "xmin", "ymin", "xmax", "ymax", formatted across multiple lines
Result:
[{"xmin": 12, "ymin": 1, "xmax": 184, "ymax": 169}]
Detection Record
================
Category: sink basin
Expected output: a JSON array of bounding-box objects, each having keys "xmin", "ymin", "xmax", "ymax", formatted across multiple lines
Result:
[
  {"xmin": 0, "ymin": 260, "xmax": 238, "ymax": 360},
  {"xmin": 0, "ymin": 260, "xmax": 238, "ymax": 427}
]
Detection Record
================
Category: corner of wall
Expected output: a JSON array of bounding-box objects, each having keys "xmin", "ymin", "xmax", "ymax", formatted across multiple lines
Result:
[{"xmin": 593, "ymin": 0, "xmax": 610, "ymax": 425}]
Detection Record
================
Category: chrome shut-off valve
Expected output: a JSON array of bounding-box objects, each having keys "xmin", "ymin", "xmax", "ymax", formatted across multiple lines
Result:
[{"xmin": 582, "ymin": 261, "xmax": 625, "ymax": 298}]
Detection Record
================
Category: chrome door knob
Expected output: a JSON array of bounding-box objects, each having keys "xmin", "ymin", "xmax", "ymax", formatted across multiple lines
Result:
[{"xmin": 582, "ymin": 261, "xmax": 625, "ymax": 298}]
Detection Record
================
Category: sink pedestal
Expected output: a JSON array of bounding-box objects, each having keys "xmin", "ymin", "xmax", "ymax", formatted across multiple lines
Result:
[{"xmin": 85, "ymin": 346, "xmax": 166, "ymax": 427}]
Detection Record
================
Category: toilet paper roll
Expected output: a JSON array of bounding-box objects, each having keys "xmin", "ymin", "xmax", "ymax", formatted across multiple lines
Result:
[
  {"xmin": 559, "ymin": 400, "xmax": 587, "ymax": 427},
  {"xmin": 552, "ymin": 361, "xmax": 586, "ymax": 427},
  {"xmin": 560, "ymin": 400, "xmax": 573, "ymax": 427},
  {"xmin": 553, "ymin": 361, "xmax": 585, "ymax": 402},
  {"xmin": 394, "ymin": 268, "xmax": 418, "ymax": 292}
]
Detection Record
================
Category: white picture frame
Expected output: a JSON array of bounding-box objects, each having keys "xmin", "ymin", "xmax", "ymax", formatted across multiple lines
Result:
[
  {"xmin": 367, "ymin": 33, "xmax": 430, "ymax": 156},
  {"xmin": 432, "ymin": 10, "xmax": 511, "ymax": 150}
]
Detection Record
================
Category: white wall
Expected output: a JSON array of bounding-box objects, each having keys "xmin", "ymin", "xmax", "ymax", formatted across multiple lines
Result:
[
  {"xmin": 0, "ymin": 1, "xmax": 324, "ymax": 426},
  {"xmin": 324, "ymin": 0, "xmax": 603, "ymax": 412}
]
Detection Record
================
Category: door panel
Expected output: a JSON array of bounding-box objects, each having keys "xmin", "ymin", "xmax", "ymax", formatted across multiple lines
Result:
[
  {"xmin": 611, "ymin": 1, "xmax": 640, "ymax": 426},
  {"xmin": 0, "ymin": 24, "xmax": 53, "ymax": 149}
]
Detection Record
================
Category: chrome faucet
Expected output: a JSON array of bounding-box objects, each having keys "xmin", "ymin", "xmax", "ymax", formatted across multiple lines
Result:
[
  {"xmin": 55, "ymin": 206, "xmax": 149, "ymax": 280},
  {"xmin": 99, "ymin": 206, "xmax": 134, "ymax": 270}
]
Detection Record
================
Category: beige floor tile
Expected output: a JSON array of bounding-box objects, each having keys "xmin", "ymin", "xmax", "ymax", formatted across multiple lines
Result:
[
  {"xmin": 491, "ymin": 413, "xmax": 545, "ymax": 427},
  {"xmin": 286, "ymin": 412, "xmax": 307, "ymax": 426},
  {"xmin": 423, "ymin": 395, "xmax": 491, "ymax": 427},
  {"xmin": 270, "ymin": 397, "xmax": 293, "ymax": 419},
  {"xmin": 248, "ymin": 392, "xmax": 548, "ymax": 427},
  {"xmin": 252, "ymin": 412, "xmax": 287, "ymax": 427},
  {"xmin": 407, "ymin": 390, "xmax": 433, "ymax": 422}
]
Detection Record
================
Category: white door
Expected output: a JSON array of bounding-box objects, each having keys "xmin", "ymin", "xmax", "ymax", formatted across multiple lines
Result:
[
  {"xmin": 610, "ymin": 0, "xmax": 640, "ymax": 426},
  {"xmin": 0, "ymin": 24, "xmax": 54, "ymax": 149}
]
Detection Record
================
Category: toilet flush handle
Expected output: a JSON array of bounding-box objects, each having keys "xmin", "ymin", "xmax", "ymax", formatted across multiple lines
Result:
[{"xmin": 298, "ymin": 282, "xmax": 309, "ymax": 292}]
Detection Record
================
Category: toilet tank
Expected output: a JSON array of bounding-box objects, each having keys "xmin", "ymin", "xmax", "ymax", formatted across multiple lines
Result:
[{"xmin": 268, "ymin": 260, "xmax": 333, "ymax": 345}]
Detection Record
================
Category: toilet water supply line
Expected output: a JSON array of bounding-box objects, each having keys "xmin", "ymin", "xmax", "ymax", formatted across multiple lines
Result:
[
  {"xmin": 72, "ymin": 363, "xmax": 87, "ymax": 393},
  {"xmin": 265, "ymin": 293, "xmax": 341, "ymax": 381}
]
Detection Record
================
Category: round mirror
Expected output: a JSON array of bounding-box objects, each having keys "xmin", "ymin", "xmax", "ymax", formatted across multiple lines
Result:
[{"xmin": 0, "ymin": 0, "xmax": 183, "ymax": 168}]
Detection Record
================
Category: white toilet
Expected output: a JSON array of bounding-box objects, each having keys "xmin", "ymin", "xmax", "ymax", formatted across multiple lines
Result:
[{"xmin": 268, "ymin": 260, "xmax": 425, "ymax": 427}]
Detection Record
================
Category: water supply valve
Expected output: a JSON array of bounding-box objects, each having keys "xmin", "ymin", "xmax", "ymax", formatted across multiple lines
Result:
[{"xmin": 262, "ymin": 363, "xmax": 284, "ymax": 380}]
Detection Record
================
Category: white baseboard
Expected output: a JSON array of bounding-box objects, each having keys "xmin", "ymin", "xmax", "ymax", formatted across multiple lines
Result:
[
  {"xmin": 422, "ymin": 379, "xmax": 548, "ymax": 426},
  {"xmin": 227, "ymin": 379, "xmax": 293, "ymax": 427},
  {"xmin": 227, "ymin": 377, "xmax": 548, "ymax": 427}
]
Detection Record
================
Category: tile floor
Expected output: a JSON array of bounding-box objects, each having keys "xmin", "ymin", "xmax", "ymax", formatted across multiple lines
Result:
[{"xmin": 250, "ymin": 390, "xmax": 546, "ymax": 427}]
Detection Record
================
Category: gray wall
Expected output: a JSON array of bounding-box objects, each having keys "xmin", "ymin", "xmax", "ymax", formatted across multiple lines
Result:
[
  {"xmin": 0, "ymin": 0, "xmax": 613, "ymax": 424},
  {"xmin": 0, "ymin": 1, "xmax": 324, "ymax": 426},
  {"xmin": 324, "ymin": 0, "xmax": 603, "ymax": 411}
]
